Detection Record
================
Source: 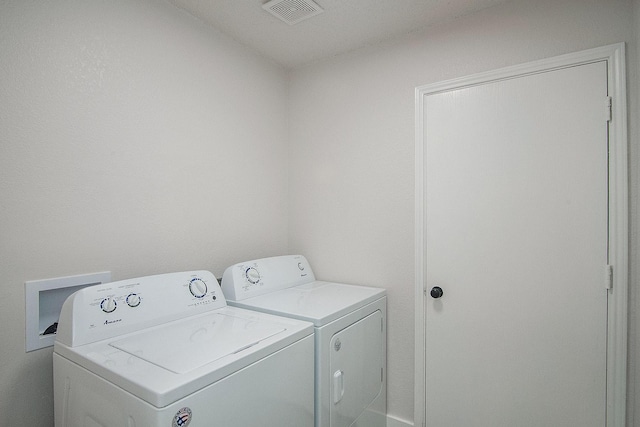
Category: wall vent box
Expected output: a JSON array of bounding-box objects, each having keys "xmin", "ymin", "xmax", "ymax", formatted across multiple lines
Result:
[{"xmin": 25, "ymin": 271, "xmax": 111, "ymax": 352}]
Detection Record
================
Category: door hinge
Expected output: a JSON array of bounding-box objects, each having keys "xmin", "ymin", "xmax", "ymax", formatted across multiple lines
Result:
[
  {"xmin": 605, "ymin": 264, "xmax": 613, "ymax": 290},
  {"xmin": 605, "ymin": 96, "xmax": 612, "ymax": 122}
]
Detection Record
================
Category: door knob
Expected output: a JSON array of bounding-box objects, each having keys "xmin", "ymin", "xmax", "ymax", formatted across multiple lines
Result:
[{"xmin": 430, "ymin": 286, "xmax": 443, "ymax": 299}]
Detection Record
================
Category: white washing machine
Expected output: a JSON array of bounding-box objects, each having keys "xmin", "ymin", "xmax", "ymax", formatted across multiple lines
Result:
[
  {"xmin": 53, "ymin": 270, "xmax": 314, "ymax": 427},
  {"xmin": 221, "ymin": 255, "xmax": 386, "ymax": 427}
]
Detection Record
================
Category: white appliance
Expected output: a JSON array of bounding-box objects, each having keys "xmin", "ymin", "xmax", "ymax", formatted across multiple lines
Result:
[
  {"xmin": 53, "ymin": 270, "xmax": 314, "ymax": 427},
  {"xmin": 221, "ymin": 255, "xmax": 386, "ymax": 427}
]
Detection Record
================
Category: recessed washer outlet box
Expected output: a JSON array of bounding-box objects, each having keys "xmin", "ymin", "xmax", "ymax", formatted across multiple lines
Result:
[
  {"xmin": 262, "ymin": 0, "xmax": 324, "ymax": 25},
  {"xmin": 25, "ymin": 271, "xmax": 111, "ymax": 352}
]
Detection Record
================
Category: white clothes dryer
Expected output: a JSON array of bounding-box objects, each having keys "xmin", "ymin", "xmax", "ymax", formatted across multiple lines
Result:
[
  {"xmin": 221, "ymin": 255, "xmax": 386, "ymax": 427},
  {"xmin": 53, "ymin": 270, "xmax": 314, "ymax": 427}
]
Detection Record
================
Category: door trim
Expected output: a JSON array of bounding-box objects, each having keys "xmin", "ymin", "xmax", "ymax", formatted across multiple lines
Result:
[{"xmin": 414, "ymin": 43, "xmax": 628, "ymax": 427}]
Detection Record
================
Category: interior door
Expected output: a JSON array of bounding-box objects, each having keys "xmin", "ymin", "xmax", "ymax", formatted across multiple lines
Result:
[{"xmin": 424, "ymin": 61, "xmax": 608, "ymax": 426}]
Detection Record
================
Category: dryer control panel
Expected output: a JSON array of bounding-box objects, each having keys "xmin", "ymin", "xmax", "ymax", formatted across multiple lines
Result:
[
  {"xmin": 221, "ymin": 255, "xmax": 315, "ymax": 301},
  {"xmin": 56, "ymin": 270, "xmax": 225, "ymax": 347}
]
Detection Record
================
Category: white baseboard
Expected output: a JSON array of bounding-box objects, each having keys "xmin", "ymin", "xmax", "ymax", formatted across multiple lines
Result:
[{"xmin": 386, "ymin": 414, "xmax": 413, "ymax": 427}]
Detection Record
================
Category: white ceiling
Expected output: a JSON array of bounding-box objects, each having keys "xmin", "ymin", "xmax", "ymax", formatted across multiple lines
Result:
[{"xmin": 167, "ymin": 0, "xmax": 509, "ymax": 68}]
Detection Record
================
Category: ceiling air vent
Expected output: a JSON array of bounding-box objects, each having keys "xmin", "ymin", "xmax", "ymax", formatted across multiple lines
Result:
[{"xmin": 262, "ymin": 0, "xmax": 324, "ymax": 25}]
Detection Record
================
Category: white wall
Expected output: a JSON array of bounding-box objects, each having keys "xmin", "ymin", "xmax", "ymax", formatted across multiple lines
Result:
[
  {"xmin": 288, "ymin": 0, "xmax": 639, "ymax": 424},
  {"xmin": 0, "ymin": 0, "xmax": 289, "ymax": 425}
]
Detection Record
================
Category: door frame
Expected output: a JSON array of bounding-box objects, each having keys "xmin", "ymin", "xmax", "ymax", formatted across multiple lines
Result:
[{"xmin": 414, "ymin": 43, "xmax": 628, "ymax": 427}]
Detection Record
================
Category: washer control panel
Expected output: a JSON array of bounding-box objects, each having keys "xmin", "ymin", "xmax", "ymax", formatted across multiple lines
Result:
[
  {"xmin": 56, "ymin": 270, "xmax": 225, "ymax": 347},
  {"xmin": 221, "ymin": 255, "xmax": 315, "ymax": 301}
]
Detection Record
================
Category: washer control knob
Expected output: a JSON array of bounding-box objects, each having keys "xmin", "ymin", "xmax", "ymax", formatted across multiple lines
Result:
[
  {"xmin": 189, "ymin": 278, "xmax": 208, "ymax": 298},
  {"xmin": 100, "ymin": 297, "xmax": 117, "ymax": 313},
  {"xmin": 245, "ymin": 267, "xmax": 261, "ymax": 284},
  {"xmin": 126, "ymin": 293, "xmax": 141, "ymax": 307}
]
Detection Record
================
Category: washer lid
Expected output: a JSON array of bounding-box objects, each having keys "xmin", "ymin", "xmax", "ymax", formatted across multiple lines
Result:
[
  {"xmin": 110, "ymin": 313, "xmax": 285, "ymax": 374},
  {"xmin": 231, "ymin": 281, "xmax": 386, "ymax": 326},
  {"xmin": 54, "ymin": 306, "xmax": 313, "ymax": 408}
]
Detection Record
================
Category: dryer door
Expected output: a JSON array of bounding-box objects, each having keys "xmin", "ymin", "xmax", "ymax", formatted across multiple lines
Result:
[{"xmin": 329, "ymin": 310, "xmax": 384, "ymax": 427}]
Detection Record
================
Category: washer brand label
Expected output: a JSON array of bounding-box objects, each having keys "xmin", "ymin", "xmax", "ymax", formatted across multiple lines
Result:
[
  {"xmin": 104, "ymin": 319, "xmax": 122, "ymax": 325},
  {"xmin": 173, "ymin": 407, "xmax": 192, "ymax": 427}
]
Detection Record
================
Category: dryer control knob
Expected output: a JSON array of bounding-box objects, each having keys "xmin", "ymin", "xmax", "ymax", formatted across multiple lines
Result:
[
  {"xmin": 245, "ymin": 267, "xmax": 261, "ymax": 284},
  {"xmin": 100, "ymin": 297, "xmax": 117, "ymax": 313},
  {"xmin": 189, "ymin": 278, "xmax": 208, "ymax": 298}
]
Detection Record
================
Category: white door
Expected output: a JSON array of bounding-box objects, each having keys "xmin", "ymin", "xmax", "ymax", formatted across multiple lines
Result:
[{"xmin": 424, "ymin": 61, "xmax": 609, "ymax": 426}]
